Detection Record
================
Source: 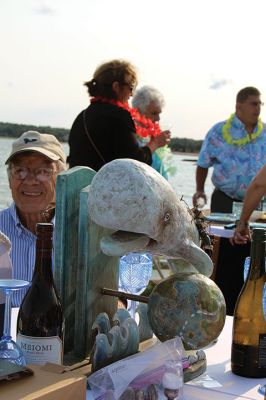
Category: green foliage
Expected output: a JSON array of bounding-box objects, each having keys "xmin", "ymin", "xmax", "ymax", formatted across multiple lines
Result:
[
  {"xmin": 0, "ymin": 122, "xmax": 69, "ymax": 142},
  {"xmin": 169, "ymin": 137, "xmax": 203, "ymax": 153}
]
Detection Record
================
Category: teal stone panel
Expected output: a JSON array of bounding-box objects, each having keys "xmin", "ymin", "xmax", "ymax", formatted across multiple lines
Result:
[{"xmin": 54, "ymin": 166, "xmax": 96, "ymax": 353}]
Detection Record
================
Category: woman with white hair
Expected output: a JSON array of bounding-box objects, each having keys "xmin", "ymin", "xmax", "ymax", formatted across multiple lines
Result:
[
  {"xmin": 132, "ymin": 85, "xmax": 171, "ymax": 179},
  {"xmin": 132, "ymin": 85, "xmax": 165, "ymax": 121}
]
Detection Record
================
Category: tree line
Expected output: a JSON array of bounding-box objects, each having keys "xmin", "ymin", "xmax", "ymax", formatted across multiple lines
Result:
[
  {"xmin": 0, "ymin": 122, "xmax": 69, "ymax": 142},
  {"xmin": 0, "ymin": 122, "xmax": 203, "ymax": 153}
]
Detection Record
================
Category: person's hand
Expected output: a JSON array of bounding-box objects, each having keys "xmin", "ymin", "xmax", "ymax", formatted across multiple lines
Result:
[
  {"xmin": 150, "ymin": 130, "xmax": 171, "ymax": 150},
  {"xmin": 229, "ymin": 220, "xmax": 251, "ymax": 245},
  {"xmin": 192, "ymin": 191, "xmax": 207, "ymax": 208},
  {"xmin": 161, "ymin": 129, "xmax": 171, "ymax": 145}
]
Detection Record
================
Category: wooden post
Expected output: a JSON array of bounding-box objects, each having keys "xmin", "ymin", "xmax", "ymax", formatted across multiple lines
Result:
[{"xmin": 101, "ymin": 287, "xmax": 149, "ymax": 303}]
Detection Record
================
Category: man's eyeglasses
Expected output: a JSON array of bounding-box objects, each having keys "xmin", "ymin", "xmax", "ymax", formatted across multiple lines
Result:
[
  {"xmin": 246, "ymin": 101, "xmax": 264, "ymax": 107},
  {"xmin": 10, "ymin": 166, "xmax": 56, "ymax": 182}
]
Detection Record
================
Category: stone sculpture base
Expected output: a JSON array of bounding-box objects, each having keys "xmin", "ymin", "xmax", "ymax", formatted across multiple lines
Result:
[
  {"xmin": 184, "ymin": 358, "xmax": 207, "ymax": 382},
  {"xmin": 183, "ymin": 349, "xmax": 207, "ymax": 382}
]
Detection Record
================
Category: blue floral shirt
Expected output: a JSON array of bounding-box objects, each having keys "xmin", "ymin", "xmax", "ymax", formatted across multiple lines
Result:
[
  {"xmin": 197, "ymin": 115, "xmax": 266, "ymax": 200},
  {"xmin": 0, "ymin": 203, "xmax": 55, "ymax": 307}
]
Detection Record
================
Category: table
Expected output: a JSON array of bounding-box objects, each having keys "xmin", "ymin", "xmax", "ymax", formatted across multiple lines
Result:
[
  {"xmin": 10, "ymin": 311, "xmax": 266, "ymax": 399},
  {"xmin": 85, "ymin": 317, "xmax": 265, "ymax": 399},
  {"xmin": 208, "ymin": 220, "xmax": 266, "ymax": 316},
  {"xmin": 207, "ymin": 224, "xmax": 251, "ymax": 315},
  {"xmin": 208, "ymin": 225, "xmax": 234, "ymax": 238},
  {"xmin": 184, "ymin": 316, "xmax": 266, "ymax": 399}
]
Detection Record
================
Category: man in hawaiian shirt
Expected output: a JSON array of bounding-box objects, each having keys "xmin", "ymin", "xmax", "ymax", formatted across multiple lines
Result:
[
  {"xmin": 192, "ymin": 86, "xmax": 266, "ymax": 316},
  {"xmin": 193, "ymin": 86, "xmax": 266, "ymax": 212}
]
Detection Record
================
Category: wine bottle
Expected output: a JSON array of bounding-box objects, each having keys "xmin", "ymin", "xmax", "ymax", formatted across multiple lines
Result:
[
  {"xmin": 17, "ymin": 223, "xmax": 64, "ymax": 365},
  {"xmin": 231, "ymin": 228, "xmax": 266, "ymax": 377},
  {"xmin": 260, "ymin": 196, "xmax": 266, "ymax": 212}
]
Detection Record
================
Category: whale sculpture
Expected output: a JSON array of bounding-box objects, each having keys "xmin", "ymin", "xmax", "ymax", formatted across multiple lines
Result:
[
  {"xmin": 87, "ymin": 158, "xmax": 226, "ymax": 366},
  {"xmin": 87, "ymin": 158, "xmax": 213, "ymax": 277}
]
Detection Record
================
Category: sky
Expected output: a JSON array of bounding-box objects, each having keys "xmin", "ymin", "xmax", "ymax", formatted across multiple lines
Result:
[{"xmin": 1, "ymin": 0, "xmax": 266, "ymax": 140}]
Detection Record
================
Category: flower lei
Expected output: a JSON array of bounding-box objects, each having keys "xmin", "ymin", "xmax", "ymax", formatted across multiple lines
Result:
[
  {"xmin": 90, "ymin": 96, "xmax": 177, "ymax": 176},
  {"xmin": 222, "ymin": 113, "xmax": 263, "ymax": 146},
  {"xmin": 90, "ymin": 96, "xmax": 161, "ymax": 138}
]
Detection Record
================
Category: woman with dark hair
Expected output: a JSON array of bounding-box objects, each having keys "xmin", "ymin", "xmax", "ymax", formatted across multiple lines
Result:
[{"xmin": 67, "ymin": 59, "xmax": 170, "ymax": 171}]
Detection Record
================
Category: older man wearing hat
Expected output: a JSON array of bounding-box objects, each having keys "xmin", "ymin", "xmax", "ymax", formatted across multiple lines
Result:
[{"xmin": 0, "ymin": 131, "xmax": 66, "ymax": 307}]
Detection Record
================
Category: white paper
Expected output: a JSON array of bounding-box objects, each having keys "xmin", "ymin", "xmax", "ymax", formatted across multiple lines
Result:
[{"xmin": 187, "ymin": 373, "xmax": 222, "ymax": 388}]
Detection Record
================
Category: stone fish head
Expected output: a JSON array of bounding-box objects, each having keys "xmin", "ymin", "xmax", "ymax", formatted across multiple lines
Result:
[{"xmin": 87, "ymin": 159, "xmax": 213, "ymax": 277}]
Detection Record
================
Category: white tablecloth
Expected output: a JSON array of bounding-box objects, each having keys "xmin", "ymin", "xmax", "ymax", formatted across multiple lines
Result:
[
  {"xmin": 208, "ymin": 225, "xmax": 234, "ymax": 238},
  {"xmin": 184, "ymin": 316, "xmax": 265, "ymax": 399},
  {"xmin": 11, "ymin": 312, "xmax": 265, "ymax": 399},
  {"xmin": 86, "ymin": 317, "xmax": 265, "ymax": 400}
]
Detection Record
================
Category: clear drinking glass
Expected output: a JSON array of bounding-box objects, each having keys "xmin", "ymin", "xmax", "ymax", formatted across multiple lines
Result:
[
  {"xmin": 232, "ymin": 201, "xmax": 243, "ymax": 219},
  {"xmin": 0, "ymin": 279, "xmax": 30, "ymax": 365},
  {"xmin": 119, "ymin": 253, "xmax": 153, "ymax": 318},
  {"xmin": 258, "ymin": 383, "xmax": 266, "ymax": 396}
]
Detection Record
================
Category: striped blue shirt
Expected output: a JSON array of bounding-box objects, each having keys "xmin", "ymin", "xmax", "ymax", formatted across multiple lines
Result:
[{"xmin": 0, "ymin": 203, "xmax": 54, "ymax": 307}]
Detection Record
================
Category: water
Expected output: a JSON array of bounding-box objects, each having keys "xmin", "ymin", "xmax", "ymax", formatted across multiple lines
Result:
[{"xmin": 0, "ymin": 137, "xmax": 214, "ymax": 210}]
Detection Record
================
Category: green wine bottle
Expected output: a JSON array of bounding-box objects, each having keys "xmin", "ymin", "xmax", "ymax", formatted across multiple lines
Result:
[{"xmin": 231, "ymin": 228, "xmax": 266, "ymax": 377}]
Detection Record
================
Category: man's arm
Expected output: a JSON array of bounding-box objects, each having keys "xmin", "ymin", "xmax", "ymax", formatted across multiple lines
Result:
[
  {"xmin": 232, "ymin": 164, "xmax": 266, "ymax": 244},
  {"xmin": 192, "ymin": 166, "xmax": 208, "ymax": 207}
]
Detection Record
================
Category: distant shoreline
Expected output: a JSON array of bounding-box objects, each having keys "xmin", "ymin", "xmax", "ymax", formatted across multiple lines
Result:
[
  {"xmin": 172, "ymin": 151, "xmax": 198, "ymax": 157},
  {"xmin": 0, "ymin": 123, "xmax": 203, "ymax": 153},
  {"xmin": 0, "ymin": 136, "xmax": 200, "ymax": 157}
]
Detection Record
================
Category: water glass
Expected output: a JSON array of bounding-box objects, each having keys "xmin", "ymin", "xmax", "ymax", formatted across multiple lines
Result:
[
  {"xmin": 119, "ymin": 253, "xmax": 153, "ymax": 318},
  {"xmin": 0, "ymin": 279, "xmax": 30, "ymax": 365},
  {"xmin": 258, "ymin": 383, "xmax": 266, "ymax": 396},
  {"xmin": 232, "ymin": 201, "xmax": 243, "ymax": 219}
]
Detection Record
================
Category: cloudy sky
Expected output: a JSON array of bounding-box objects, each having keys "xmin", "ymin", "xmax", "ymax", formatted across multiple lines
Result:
[{"xmin": 1, "ymin": 0, "xmax": 266, "ymax": 139}]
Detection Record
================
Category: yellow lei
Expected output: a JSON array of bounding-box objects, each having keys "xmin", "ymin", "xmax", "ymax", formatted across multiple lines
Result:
[{"xmin": 222, "ymin": 113, "xmax": 263, "ymax": 146}]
